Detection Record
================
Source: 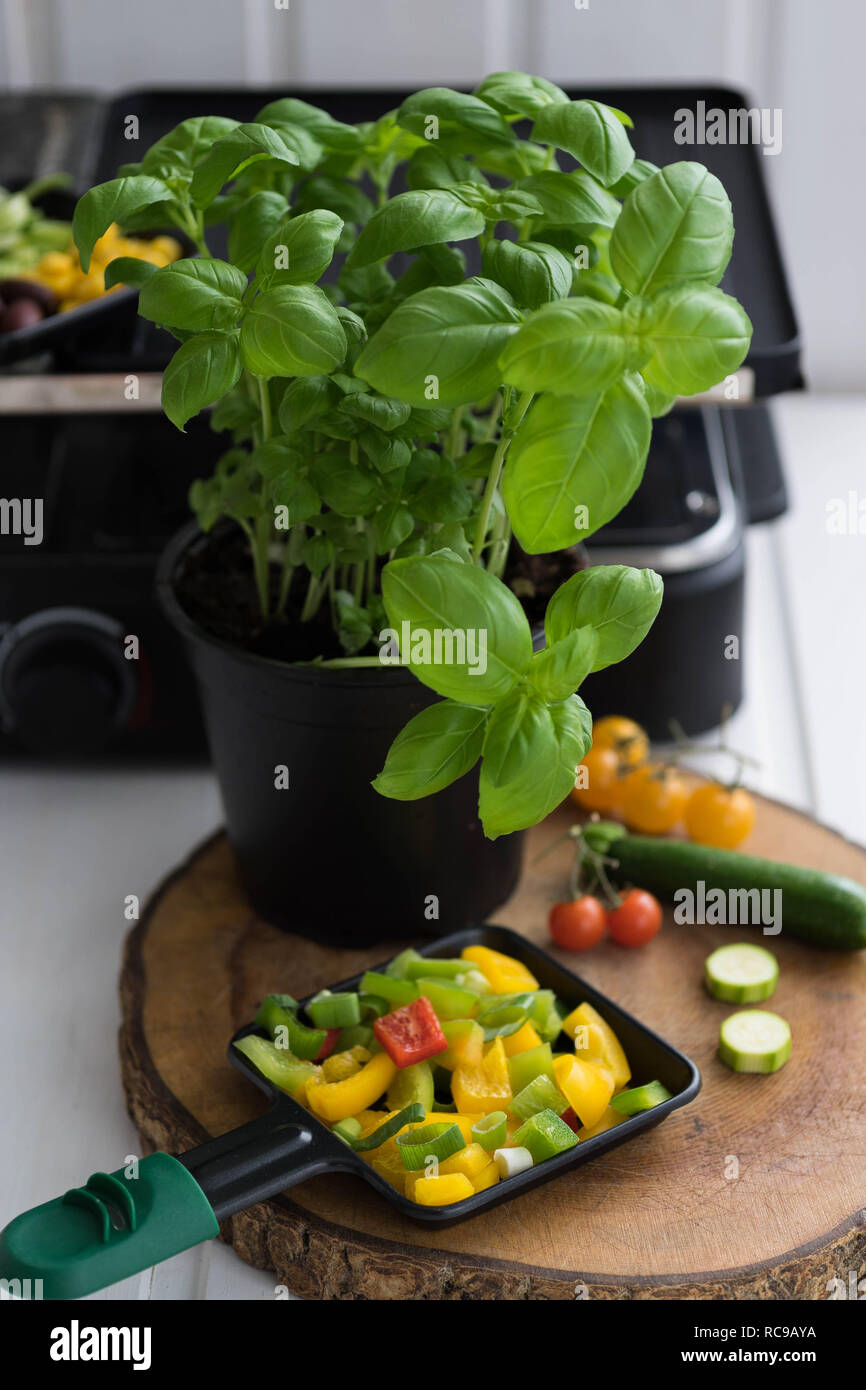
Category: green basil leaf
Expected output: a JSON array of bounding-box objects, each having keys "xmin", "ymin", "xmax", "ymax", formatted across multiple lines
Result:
[
  {"xmin": 344, "ymin": 187, "xmax": 486, "ymax": 269},
  {"xmin": 373, "ymin": 501, "xmax": 415, "ymax": 553},
  {"xmin": 503, "ymin": 375, "xmax": 651, "ymax": 552},
  {"xmin": 250, "ymin": 436, "xmax": 305, "ymax": 481},
  {"xmin": 240, "ymin": 285, "xmax": 346, "ymax": 377},
  {"xmin": 639, "ymin": 377, "xmax": 677, "ymax": 418},
  {"xmin": 608, "ymin": 157, "xmax": 659, "ymax": 199},
  {"xmin": 478, "ymin": 693, "xmax": 592, "ymax": 838},
  {"xmin": 406, "ymin": 147, "xmax": 489, "ymax": 191},
  {"xmin": 73, "ymin": 175, "xmax": 174, "ymax": 271},
  {"xmin": 254, "ymin": 98, "xmax": 363, "ymax": 153},
  {"xmin": 227, "ymin": 191, "xmax": 289, "ymax": 272},
  {"xmin": 272, "ymin": 476, "xmax": 321, "ymax": 526},
  {"xmin": 528, "ymin": 626, "xmax": 599, "ymax": 700},
  {"xmin": 499, "ymin": 297, "xmax": 633, "ymax": 396},
  {"xmin": 381, "ymin": 553, "xmax": 532, "ymax": 705},
  {"xmin": 162, "ymin": 331, "xmax": 242, "ymax": 432},
  {"xmin": 610, "ymin": 161, "xmax": 733, "ymax": 297},
  {"xmin": 359, "ymin": 428, "xmax": 412, "ymax": 474},
  {"xmin": 189, "ymin": 123, "xmax": 301, "ymax": 209},
  {"xmin": 638, "ymin": 285, "xmax": 752, "ymax": 396},
  {"xmin": 373, "ymin": 699, "xmax": 487, "ymax": 801},
  {"xmin": 278, "ymin": 374, "xmax": 340, "ymax": 432},
  {"xmin": 481, "ymin": 239, "xmax": 572, "ymax": 310},
  {"xmin": 355, "ymin": 277, "xmax": 521, "ymax": 408},
  {"xmin": 139, "ymin": 258, "xmax": 246, "ymax": 332},
  {"xmin": 141, "ymin": 116, "xmax": 240, "ymax": 178},
  {"xmin": 517, "ymin": 171, "xmax": 620, "ymax": 230},
  {"xmin": 293, "ymin": 176, "xmax": 375, "ymax": 224},
  {"xmin": 258, "ymin": 122, "xmax": 323, "ymax": 174},
  {"xmin": 303, "ymin": 533, "xmax": 335, "ymax": 576},
  {"xmin": 473, "ymin": 72, "xmax": 568, "ymax": 119},
  {"xmin": 339, "ymin": 392, "xmax": 411, "ymax": 433},
  {"xmin": 102, "ymin": 256, "xmax": 158, "ymax": 291},
  {"xmin": 545, "ymin": 564, "xmax": 663, "ymax": 672},
  {"xmin": 256, "ymin": 208, "xmax": 344, "ymax": 286},
  {"xmin": 337, "ymin": 306, "xmax": 366, "ymax": 343},
  {"xmin": 532, "ymin": 100, "xmax": 634, "ymax": 187},
  {"xmin": 395, "ymin": 87, "xmax": 516, "ymax": 146},
  {"xmin": 311, "ymin": 452, "xmax": 380, "ymax": 517}
]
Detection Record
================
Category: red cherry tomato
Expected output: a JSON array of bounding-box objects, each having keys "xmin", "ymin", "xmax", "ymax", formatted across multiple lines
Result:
[
  {"xmin": 606, "ymin": 889, "xmax": 663, "ymax": 948},
  {"xmin": 548, "ymin": 896, "xmax": 607, "ymax": 951}
]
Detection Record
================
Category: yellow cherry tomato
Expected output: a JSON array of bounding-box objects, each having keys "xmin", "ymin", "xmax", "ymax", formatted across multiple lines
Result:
[
  {"xmin": 620, "ymin": 763, "xmax": 689, "ymax": 834},
  {"xmin": 685, "ymin": 783, "xmax": 756, "ymax": 849},
  {"xmin": 571, "ymin": 744, "xmax": 625, "ymax": 813},
  {"xmin": 591, "ymin": 715, "xmax": 650, "ymax": 770}
]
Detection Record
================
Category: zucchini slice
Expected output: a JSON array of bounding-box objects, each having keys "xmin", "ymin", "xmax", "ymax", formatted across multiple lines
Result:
[
  {"xmin": 705, "ymin": 943, "xmax": 779, "ymax": 1003},
  {"xmin": 718, "ymin": 1009, "xmax": 791, "ymax": 1074}
]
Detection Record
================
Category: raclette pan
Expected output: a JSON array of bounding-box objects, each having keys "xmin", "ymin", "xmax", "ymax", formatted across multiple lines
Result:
[{"xmin": 0, "ymin": 924, "xmax": 699, "ymax": 1298}]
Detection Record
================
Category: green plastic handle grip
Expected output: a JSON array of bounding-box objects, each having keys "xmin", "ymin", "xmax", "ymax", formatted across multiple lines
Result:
[{"xmin": 0, "ymin": 1153, "xmax": 218, "ymax": 1300}]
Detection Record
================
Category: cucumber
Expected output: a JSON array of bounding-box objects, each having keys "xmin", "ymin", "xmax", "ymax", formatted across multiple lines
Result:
[
  {"xmin": 718, "ymin": 1010, "xmax": 791, "ymax": 1073},
  {"xmin": 584, "ymin": 823, "xmax": 866, "ymax": 951},
  {"xmin": 705, "ymin": 943, "xmax": 778, "ymax": 1003}
]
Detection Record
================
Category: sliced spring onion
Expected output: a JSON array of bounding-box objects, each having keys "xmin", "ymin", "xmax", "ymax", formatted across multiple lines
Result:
[
  {"xmin": 396, "ymin": 1122, "xmax": 465, "ymax": 1170},
  {"xmin": 384, "ymin": 948, "xmax": 423, "ymax": 979},
  {"xmin": 609, "ymin": 1080, "xmax": 672, "ymax": 1115},
  {"xmin": 307, "ymin": 990, "xmax": 362, "ymax": 1029},
  {"xmin": 509, "ymin": 1074, "xmax": 568, "ymax": 1122},
  {"xmin": 359, "ymin": 971, "xmax": 418, "ymax": 1006},
  {"xmin": 350, "ymin": 1102, "xmax": 426, "ymax": 1153},
  {"xmin": 431, "ymin": 1099, "xmax": 457, "ymax": 1112},
  {"xmin": 476, "ymin": 1002, "xmax": 529, "ymax": 1043},
  {"xmin": 405, "ymin": 956, "xmax": 467, "ymax": 980},
  {"xmin": 494, "ymin": 1146, "xmax": 534, "ymax": 1179},
  {"xmin": 358, "ymin": 993, "xmax": 389, "ymax": 1020},
  {"xmin": 471, "ymin": 1111, "xmax": 507, "ymax": 1151},
  {"xmin": 332, "ymin": 1117, "xmax": 363, "ymax": 1145},
  {"xmin": 718, "ymin": 1010, "xmax": 791, "ymax": 1074},
  {"xmin": 704, "ymin": 943, "xmax": 779, "ymax": 1004},
  {"xmin": 254, "ymin": 994, "xmax": 326, "ymax": 1060}
]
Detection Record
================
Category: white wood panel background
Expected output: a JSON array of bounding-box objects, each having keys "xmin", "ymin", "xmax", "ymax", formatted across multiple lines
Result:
[{"xmin": 0, "ymin": 0, "xmax": 863, "ymax": 386}]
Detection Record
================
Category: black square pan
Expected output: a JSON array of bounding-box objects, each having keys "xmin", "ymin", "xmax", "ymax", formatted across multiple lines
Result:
[{"xmin": 219, "ymin": 923, "xmax": 700, "ymax": 1228}]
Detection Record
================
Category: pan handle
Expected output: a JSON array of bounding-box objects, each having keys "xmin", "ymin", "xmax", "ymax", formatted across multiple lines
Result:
[
  {"xmin": 0, "ymin": 1110, "xmax": 347, "ymax": 1299},
  {"xmin": 176, "ymin": 1106, "xmax": 343, "ymax": 1219}
]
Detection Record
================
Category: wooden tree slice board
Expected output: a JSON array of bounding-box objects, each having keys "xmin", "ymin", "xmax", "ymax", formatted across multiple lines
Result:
[{"xmin": 119, "ymin": 796, "xmax": 866, "ymax": 1300}]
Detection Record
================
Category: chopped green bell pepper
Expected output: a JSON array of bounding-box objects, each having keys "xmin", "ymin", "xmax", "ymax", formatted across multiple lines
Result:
[{"xmin": 511, "ymin": 1108, "xmax": 578, "ymax": 1162}]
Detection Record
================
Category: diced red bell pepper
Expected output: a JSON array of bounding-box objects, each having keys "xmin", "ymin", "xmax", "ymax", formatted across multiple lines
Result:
[
  {"xmin": 373, "ymin": 995, "xmax": 447, "ymax": 1068},
  {"xmin": 315, "ymin": 1028, "xmax": 341, "ymax": 1060},
  {"xmin": 561, "ymin": 1106, "xmax": 581, "ymax": 1133}
]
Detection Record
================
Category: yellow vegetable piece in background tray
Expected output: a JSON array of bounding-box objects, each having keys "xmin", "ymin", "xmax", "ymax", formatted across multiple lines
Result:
[
  {"xmin": 305, "ymin": 1050, "xmax": 395, "ymax": 1123},
  {"xmin": 554, "ymin": 1053, "xmax": 614, "ymax": 1129},
  {"xmin": 577, "ymin": 1106, "xmax": 628, "ymax": 1141},
  {"xmin": 561, "ymin": 1002, "xmax": 631, "ymax": 1089},
  {"xmin": 461, "ymin": 945, "xmax": 539, "ymax": 993},
  {"xmin": 412, "ymin": 1173, "xmax": 474, "ymax": 1207},
  {"xmin": 452, "ymin": 1035, "xmax": 512, "ymax": 1115},
  {"xmin": 503, "ymin": 1020, "xmax": 542, "ymax": 1057}
]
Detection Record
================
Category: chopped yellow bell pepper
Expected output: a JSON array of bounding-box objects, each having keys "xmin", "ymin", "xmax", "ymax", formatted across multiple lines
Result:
[
  {"xmin": 353, "ymin": 1108, "xmax": 391, "ymax": 1135},
  {"xmin": 554, "ymin": 1053, "xmax": 614, "ymax": 1129},
  {"xmin": 577, "ymin": 1106, "xmax": 628, "ymax": 1142},
  {"xmin": 472, "ymin": 1161, "xmax": 500, "ymax": 1194},
  {"xmin": 321, "ymin": 1045, "xmax": 371, "ymax": 1083},
  {"xmin": 437, "ymin": 1142, "xmax": 490, "ymax": 1180},
  {"xmin": 452, "ymin": 1035, "xmax": 512, "ymax": 1114},
  {"xmin": 461, "ymin": 945, "xmax": 539, "ymax": 993},
  {"xmin": 503, "ymin": 1020, "xmax": 542, "ymax": 1057},
  {"xmin": 305, "ymin": 1050, "xmax": 395, "ymax": 1123},
  {"xmin": 369, "ymin": 1151, "xmax": 409, "ymax": 1193},
  {"xmin": 412, "ymin": 1173, "xmax": 474, "ymax": 1206},
  {"xmin": 437, "ymin": 1019, "xmax": 484, "ymax": 1071},
  {"xmin": 561, "ymin": 1002, "xmax": 631, "ymax": 1088}
]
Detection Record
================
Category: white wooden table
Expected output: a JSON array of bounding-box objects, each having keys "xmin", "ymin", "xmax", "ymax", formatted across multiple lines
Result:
[{"xmin": 1, "ymin": 394, "xmax": 863, "ymax": 1300}]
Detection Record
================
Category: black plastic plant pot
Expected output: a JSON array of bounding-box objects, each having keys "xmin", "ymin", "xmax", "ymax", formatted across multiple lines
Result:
[{"xmin": 155, "ymin": 522, "xmax": 524, "ymax": 945}]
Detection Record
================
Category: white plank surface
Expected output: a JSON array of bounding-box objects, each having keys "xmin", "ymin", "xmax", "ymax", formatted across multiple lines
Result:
[{"xmin": 0, "ymin": 394, "xmax": 863, "ymax": 1300}]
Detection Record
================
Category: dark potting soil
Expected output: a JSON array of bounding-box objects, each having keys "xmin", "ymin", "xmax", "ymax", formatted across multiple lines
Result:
[{"xmin": 173, "ymin": 525, "xmax": 587, "ymax": 662}]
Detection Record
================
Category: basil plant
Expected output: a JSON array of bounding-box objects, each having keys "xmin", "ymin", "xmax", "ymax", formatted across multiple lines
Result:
[{"xmin": 74, "ymin": 74, "xmax": 752, "ymax": 839}]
